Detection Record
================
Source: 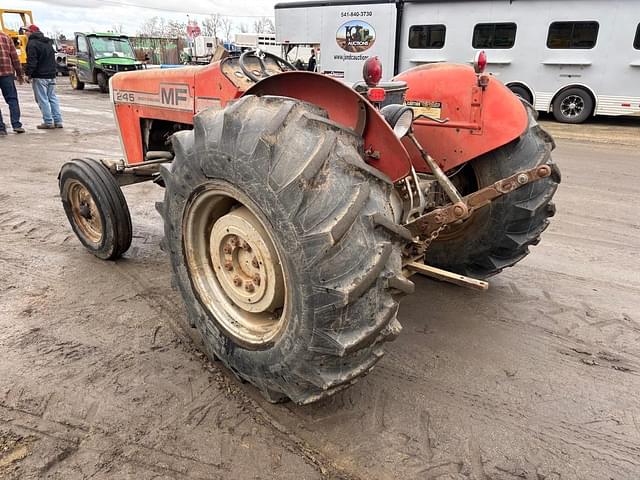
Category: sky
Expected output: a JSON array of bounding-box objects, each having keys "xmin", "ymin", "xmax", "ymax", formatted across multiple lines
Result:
[{"xmin": 7, "ymin": 0, "xmax": 277, "ymax": 37}]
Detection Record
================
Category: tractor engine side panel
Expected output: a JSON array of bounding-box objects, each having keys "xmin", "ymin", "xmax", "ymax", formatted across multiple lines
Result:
[{"xmin": 394, "ymin": 64, "xmax": 528, "ymax": 173}]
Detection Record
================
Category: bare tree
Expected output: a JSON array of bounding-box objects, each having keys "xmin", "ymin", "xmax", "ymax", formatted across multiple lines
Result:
[
  {"xmin": 138, "ymin": 16, "xmax": 163, "ymax": 37},
  {"xmin": 221, "ymin": 16, "xmax": 233, "ymax": 42},
  {"xmin": 253, "ymin": 17, "xmax": 275, "ymax": 34},
  {"xmin": 202, "ymin": 13, "xmax": 222, "ymax": 39},
  {"xmin": 111, "ymin": 24, "xmax": 124, "ymax": 34},
  {"xmin": 166, "ymin": 20, "xmax": 187, "ymax": 39},
  {"xmin": 239, "ymin": 22, "xmax": 249, "ymax": 34}
]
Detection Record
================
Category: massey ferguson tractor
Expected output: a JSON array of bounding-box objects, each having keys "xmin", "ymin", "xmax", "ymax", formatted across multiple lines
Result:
[{"xmin": 58, "ymin": 49, "xmax": 560, "ymax": 404}]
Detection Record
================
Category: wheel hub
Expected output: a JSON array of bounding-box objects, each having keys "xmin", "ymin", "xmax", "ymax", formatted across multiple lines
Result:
[
  {"xmin": 210, "ymin": 207, "xmax": 284, "ymax": 314},
  {"xmin": 68, "ymin": 180, "xmax": 102, "ymax": 244},
  {"xmin": 183, "ymin": 187, "xmax": 289, "ymax": 347}
]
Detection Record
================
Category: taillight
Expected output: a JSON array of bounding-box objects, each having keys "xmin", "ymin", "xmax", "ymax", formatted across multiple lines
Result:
[
  {"xmin": 363, "ymin": 56, "xmax": 383, "ymax": 86},
  {"xmin": 367, "ymin": 87, "xmax": 386, "ymax": 103},
  {"xmin": 474, "ymin": 50, "xmax": 487, "ymax": 74}
]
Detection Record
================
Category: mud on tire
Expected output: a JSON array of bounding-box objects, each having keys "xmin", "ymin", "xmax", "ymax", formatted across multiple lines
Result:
[
  {"xmin": 425, "ymin": 104, "xmax": 561, "ymax": 279},
  {"xmin": 157, "ymin": 95, "xmax": 410, "ymax": 404}
]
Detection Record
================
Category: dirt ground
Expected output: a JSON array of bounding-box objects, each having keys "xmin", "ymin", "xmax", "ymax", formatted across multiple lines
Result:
[{"xmin": 1, "ymin": 82, "xmax": 639, "ymax": 480}]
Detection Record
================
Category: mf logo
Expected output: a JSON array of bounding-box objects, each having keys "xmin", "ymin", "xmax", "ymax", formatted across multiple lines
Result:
[{"xmin": 161, "ymin": 85, "xmax": 189, "ymax": 106}]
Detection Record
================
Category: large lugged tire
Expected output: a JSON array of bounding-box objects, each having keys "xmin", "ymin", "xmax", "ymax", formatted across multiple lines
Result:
[
  {"xmin": 59, "ymin": 158, "xmax": 132, "ymax": 260},
  {"xmin": 425, "ymin": 105, "xmax": 561, "ymax": 278},
  {"xmin": 157, "ymin": 95, "xmax": 411, "ymax": 404}
]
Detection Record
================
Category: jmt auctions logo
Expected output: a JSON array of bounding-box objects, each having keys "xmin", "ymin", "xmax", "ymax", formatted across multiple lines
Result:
[{"xmin": 336, "ymin": 20, "xmax": 376, "ymax": 53}]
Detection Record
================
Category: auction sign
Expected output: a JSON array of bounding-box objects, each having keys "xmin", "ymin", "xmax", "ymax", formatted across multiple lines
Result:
[{"xmin": 320, "ymin": 3, "xmax": 397, "ymax": 84}]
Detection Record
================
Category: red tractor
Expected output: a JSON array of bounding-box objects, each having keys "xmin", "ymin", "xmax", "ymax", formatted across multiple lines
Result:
[{"xmin": 59, "ymin": 49, "xmax": 560, "ymax": 404}]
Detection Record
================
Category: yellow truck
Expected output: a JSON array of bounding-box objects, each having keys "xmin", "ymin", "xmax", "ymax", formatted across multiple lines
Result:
[{"xmin": 0, "ymin": 8, "xmax": 33, "ymax": 65}]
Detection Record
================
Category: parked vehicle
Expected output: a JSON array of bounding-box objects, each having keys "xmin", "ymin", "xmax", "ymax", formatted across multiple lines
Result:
[
  {"xmin": 0, "ymin": 8, "xmax": 33, "ymax": 65},
  {"xmin": 58, "ymin": 45, "xmax": 559, "ymax": 404},
  {"xmin": 67, "ymin": 33, "xmax": 145, "ymax": 93},
  {"xmin": 276, "ymin": 0, "xmax": 640, "ymax": 123}
]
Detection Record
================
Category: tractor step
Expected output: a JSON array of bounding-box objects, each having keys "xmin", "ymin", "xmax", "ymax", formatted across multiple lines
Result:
[{"xmin": 405, "ymin": 261, "xmax": 489, "ymax": 291}]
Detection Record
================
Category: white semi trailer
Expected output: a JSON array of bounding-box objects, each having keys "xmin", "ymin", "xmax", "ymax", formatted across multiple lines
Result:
[{"xmin": 275, "ymin": 0, "xmax": 640, "ymax": 123}]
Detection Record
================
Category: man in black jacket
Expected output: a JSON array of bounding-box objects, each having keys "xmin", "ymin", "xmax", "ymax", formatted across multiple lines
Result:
[{"xmin": 25, "ymin": 25, "xmax": 63, "ymax": 129}]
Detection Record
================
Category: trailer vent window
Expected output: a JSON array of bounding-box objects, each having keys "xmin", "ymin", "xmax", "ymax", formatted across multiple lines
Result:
[
  {"xmin": 635, "ymin": 24, "xmax": 640, "ymax": 50},
  {"xmin": 472, "ymin": 23, "xmax": 517, "ymax": 49},
  {"xmin": 409, "ymin": 25, "xmax": 446, "ymax": 49},
  {"xmin": 547, "ymin": 21, "xmax": 599, "ymax": 49}
]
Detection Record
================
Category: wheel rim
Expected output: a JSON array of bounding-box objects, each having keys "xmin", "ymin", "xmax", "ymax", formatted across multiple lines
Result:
[
  {"xmin": 560, "ymin": 94, "xmax": 585, "ymax": 118},
  {"xmin": 67, "ymin": 180, "xmax": 103, "ymax": 244},
  {"xmin": 183, "ymin": 185, "xmax": 288, "ymax": 347}
]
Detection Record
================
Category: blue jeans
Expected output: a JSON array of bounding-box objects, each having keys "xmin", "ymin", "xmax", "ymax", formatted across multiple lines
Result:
[
  {"xmin": 0, "ymin": 75, "xmax": 22, "ymax": 131},
  {"xmin": 31, "ymin": 77, "xmax": 62, "ymax": 125}
]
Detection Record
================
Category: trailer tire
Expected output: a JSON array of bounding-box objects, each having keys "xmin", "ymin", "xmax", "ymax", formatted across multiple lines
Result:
[
  {"xmin": 59, "ymin": 158, "xmax": 132, "ymax": 260},
  {"xmin": 70, "ymin": 70, "xmax": 84, "ymax": 90},
  {"xmin": 508, "ymin": 84, "xmax": 533, "ymax": 105},
  {"xmin": 97, "ymin": 72, "xmax": 109, "ymax": 94},
  {"xmin": 552, "ymin": 87, "xmax": 593, "ymax": 124},
  {"xmin": 158, "ymin": 95, "xmax": 407, "ymax": 404},
  {"xmin": 425, "ymin": 104, "xmax": 560, "ymax": 279}
]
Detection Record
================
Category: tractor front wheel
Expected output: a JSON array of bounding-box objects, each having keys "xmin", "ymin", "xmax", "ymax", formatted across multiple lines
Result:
[
  {"xmin": 158, "ymin": 95, "xmax": 408, "ymax": 404},
  {"xmin": 59, "ymin": 158, "xmax": 132, "ymax": 260},
  {"xmin": 425, "ymin": 104, "xmax": 560, "ymax": 279}
]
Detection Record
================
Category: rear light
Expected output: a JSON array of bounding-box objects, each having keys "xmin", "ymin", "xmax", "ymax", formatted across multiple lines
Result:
[
  {"xmin": 474, "ymin": 50, "xmax": 487, "ymax": 74},
  {"xmin": 363, "ymin": 56, "xmax": 383, "ymax": 86},
  {"xmin": 367, "ymin": 87, "xmax": 386, "ymax": 103}
]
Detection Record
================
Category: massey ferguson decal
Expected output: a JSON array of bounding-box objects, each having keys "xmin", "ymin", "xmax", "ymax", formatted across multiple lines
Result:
[{"xmin": 113, "ymin": 83, "xmax": 194, "ymax": 111}]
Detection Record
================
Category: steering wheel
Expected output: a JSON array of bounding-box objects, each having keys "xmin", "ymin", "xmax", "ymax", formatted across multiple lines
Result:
[{"xmin": 239, "ymin": 49, "xmax": 297, "ymax": 82}]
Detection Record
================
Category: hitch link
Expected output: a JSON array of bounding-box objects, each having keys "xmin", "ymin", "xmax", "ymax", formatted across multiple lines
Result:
[{"xmin": 405, "ymin": 164, "xmax": 554, "ymax": 239}]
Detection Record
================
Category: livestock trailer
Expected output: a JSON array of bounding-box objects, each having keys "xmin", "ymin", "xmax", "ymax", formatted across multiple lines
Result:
[{"xmin": 275, "ymin": 0, "xmax": 640, "ymax": 122}]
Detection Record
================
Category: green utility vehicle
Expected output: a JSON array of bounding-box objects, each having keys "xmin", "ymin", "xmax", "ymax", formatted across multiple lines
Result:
[{"xmin": 67, "ymin": 32, "xmax": 145, "ymax": 93}]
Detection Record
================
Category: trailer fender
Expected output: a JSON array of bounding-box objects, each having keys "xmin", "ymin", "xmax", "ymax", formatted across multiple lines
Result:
[
  {"xmin": 245, "ymin": 71, "xmax": 413, "ymax": 182},
  {"xmin": 394, "ymin": 63, "xmax": 528, "ymax": 173}
]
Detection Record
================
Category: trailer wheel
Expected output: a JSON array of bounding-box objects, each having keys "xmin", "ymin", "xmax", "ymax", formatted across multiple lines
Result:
[
  {"xmin": 508, "ymin": 84, "xmax": 533, "ymax": 105},
  {"xmin": 70, "ymin": 70, "xmax": 84, "ymax": 90},
  {"xmin": 97, "ymin": 72, "xmax": 109, "ymax": 94},
  {"xmin": 59, "ymin": 158, "xmax": 132, "ymax": 260},
  {"xmin": 425, "ymin": 103, "xmax": 560, "ymax": 279},
  {"xmin": 552, "ymin": 87, "xmax": 593, "ymax": 124},
  {"xmin": 158, "ymin": 95, "xmax": 408, "ymax": 404}
]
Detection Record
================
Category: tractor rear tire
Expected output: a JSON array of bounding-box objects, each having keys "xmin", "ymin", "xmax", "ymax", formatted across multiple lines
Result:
[
  {"xmin": 97, "ymin": 72, "xmax": 109, "ymax": 94},
  {"xmin": 157, "ymin": 95, "xmax": 409, "ymax": 404},
  {"xmin": 59, "ymin": 158, "xmax": 132, "ymax": 260},
  {"xmin": 425, "ymin": 104, "xmax": 560, "ymax": 279},
  {"xmin": 70, "ymin": 70, "xmax": 84, "ymax": 90}
]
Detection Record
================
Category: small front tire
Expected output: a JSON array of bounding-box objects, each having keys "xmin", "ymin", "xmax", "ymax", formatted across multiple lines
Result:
[{"xmin": 59, "ymin": 158, "xmax": 132, "ymax": 260}]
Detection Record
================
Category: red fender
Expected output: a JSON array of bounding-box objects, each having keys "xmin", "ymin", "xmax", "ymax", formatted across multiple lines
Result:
[
  {"xmin": 246, "ymin": 71, "xmax": 413, "ymax": 182},
  {"xmin": 394, "ymin": 64, "xmax": 528, "ymax": 173}
]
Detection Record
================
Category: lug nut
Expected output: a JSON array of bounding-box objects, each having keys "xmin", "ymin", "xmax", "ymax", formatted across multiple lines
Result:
[
  {"xmin": 228, "ymin": 235, "xmax": 239, "ymax": 247},
  {"xmin": 233, "ymin": 276, "xmax": 243, "ymax": 287},
  {"xmin": 253, "ymin": 273, "xmax": 261, "ymax": 286},
  {"xmin": 241, "ymin": 241, "xmax": 252, "ymax": 251},
  {"xmin": 517, "ymin": 173, "xmax": 529, "ymax": 185},
  {"xmin": 251, "ymin": 257, "xmax": 259, "ymax": 269},
  {"xmin": 224, "ymin": 261, "xmax": 233, "ymax": 271},
  {"xmin": 245, "ymin": 282, "xmax": 255, "ymax": 293},
  {"xmin": 453, "ymin": 205, "xmax": 465, "ymax": 217},
  {"xmin": 223, "ymin": 244, "xmax": 233, "ymax": 254}
]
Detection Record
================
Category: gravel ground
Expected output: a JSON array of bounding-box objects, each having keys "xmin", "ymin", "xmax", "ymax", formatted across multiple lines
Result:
[{"xmin": 1, "ymin": 81, "xmax": 639, "ymax": 479}]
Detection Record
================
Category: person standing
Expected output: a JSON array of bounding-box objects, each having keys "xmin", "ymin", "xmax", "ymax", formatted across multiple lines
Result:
[
  {"xmin": 25, "ymin": 25, "xmax": 63, "ymax": 129},
  {"xmin": 0, "ymin": 30, "xmax": 25, "ymax": 135},
  {"xmin": 307, "ymin": 49, "xmax": 317, "ymax": 72}
]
